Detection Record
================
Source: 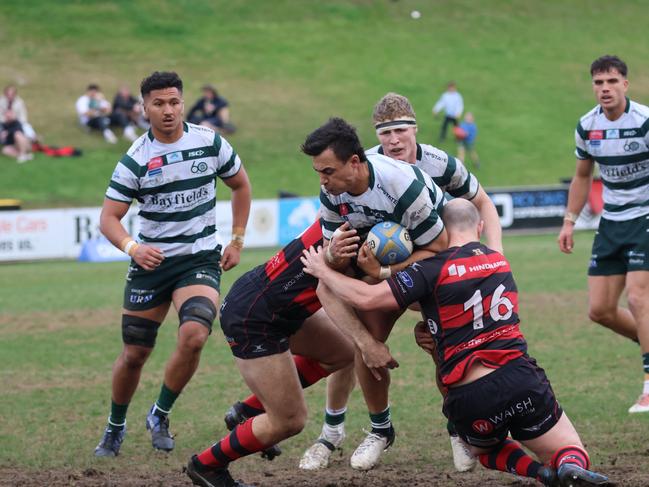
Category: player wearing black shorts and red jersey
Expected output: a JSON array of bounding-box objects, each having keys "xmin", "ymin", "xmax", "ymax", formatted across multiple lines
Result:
[
  {"xmin": 186, "ymin": 220, "xmax": 396, "ymax": 487},
  {"xmin": 302, "ymin": 199, "xmax": 609, "ymax": 486}
]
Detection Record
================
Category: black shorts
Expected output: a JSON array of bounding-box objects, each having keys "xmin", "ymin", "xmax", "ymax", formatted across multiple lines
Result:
[
  {"xmin": 220, "ymin": 274, "xmax": 306, "ymax": 359},
  {"xmin": 588, "ymin": 215, "xmax": 649, "ymax": 275},
  {"xmin": 442, "ymin": 356, "xmax": 562, "ymax": 448}
]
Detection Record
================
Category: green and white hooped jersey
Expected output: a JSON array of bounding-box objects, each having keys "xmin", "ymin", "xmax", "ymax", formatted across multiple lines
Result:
[
  {"xmin": 576, "ymin": 98, "xmax": 649, "ymax": 221},
  {"xmin": 319, "ymin": 153, "xmax": 445, "ymax": 246},
  {"xmin": 367, "ymin": 143, "xmax": 479, "ymax": 199},
  {"xmin": 106, "ymin": 122, "xmax": 241, "ymax": 257}
]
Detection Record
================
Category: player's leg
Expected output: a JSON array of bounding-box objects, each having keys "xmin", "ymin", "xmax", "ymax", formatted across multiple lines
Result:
[
  {"xmin": 625, "ymin": 270, "xmax": 649, "ymax": 412},
  {"xmin": 349, "ymin": 307, "xmax": 401, "ymax": 470},
  {"xmin": 587, "ymin": 274, "xmax": 634, "ymax": 339},
  {"xmin": 188, "ymin": 352, "xmax": 307, "ymax": 487},
  {"xmin": 94, "ymin": 302, "xmax": 169, "ymax": 457},
  {"xmin": 145, "ymin": 284, "xmax": 218, "ymax": 451}
]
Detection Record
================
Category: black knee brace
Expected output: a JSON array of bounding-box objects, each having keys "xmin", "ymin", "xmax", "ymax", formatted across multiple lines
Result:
[
  {"xmin": 122, "ymin": 315, "xmax": 161, "ymax": 348},
  {"xmin": 178, "ymin": 296, "xmax": 217, "ymax": 332}
]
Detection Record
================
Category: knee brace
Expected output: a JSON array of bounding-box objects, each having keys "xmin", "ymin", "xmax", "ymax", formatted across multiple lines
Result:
[
  {"xmin": 178, "ymin": 296, "xmax": 217, "ymax": 332},
  {"xmin": 122, "ymin": 315, "xmax": 161, "ymax": 348}
]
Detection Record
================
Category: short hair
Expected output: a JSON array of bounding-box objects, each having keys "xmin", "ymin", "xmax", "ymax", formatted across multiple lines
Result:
[
  {"xmin": 301, "ymin": 117, "xmax": 367, "ymax": 163},
  {"xmin": 372, "ymin": 92, "xmax": 416, "ymax": 124},
  {"xmin": 87, "ymin": 83, "xmax": 100, "ymax": 91},
  {"xmin": 201, "ymin": 84, "xmax": 218, "ymax": 97},
  {"xmin": 590, "ymin": 55, "xmax": 628, "ymax": 77},
  {"xmin": 442, "ymin": 198, "xmax": 480, "ymax": 232},
  {"xmin": 140, "ymin": 71, "xmax": 183, "ymax": 97}
]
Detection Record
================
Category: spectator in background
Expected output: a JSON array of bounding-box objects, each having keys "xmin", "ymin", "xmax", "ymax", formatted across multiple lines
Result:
[
  {"xmin": 1, "ymin": 109, "xmax": 33, "ymax": 163},
  {"xmin": 187, "ymin": 84, "xmax": 235, "ymax": 134},
  {"xmin": 432, "ymin": 81, "xmax": 463, "ymax": 142},
  {"xmin": 112, "ymin": 86, "xmax": 148, "ymax": 136},
  {"xmin": 455, "ymin": 112, "xmax": 480, "ymax": 169},
  {"xmin": 0, "ymin": 84, "xmax": 37, "ymax": 142},
  {"xmin": 76, "ymin": 84, "xmax": 118, "ymax": 143}
]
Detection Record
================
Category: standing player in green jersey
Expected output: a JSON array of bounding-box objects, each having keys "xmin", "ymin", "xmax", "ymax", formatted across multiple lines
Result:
[
  {"xmin": 300, "ymin": 93, "xmax": 502, "ymax": 472},
  {"xmin": 93, "ymin": 71, "xmax": 251, "ymax": 457},
  {"xmin": 558, "ymin": 55, "xmax": 649, "ymax": 413}
]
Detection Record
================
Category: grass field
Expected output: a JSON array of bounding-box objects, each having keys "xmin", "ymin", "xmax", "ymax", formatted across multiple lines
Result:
[
  {"xmin": 2, "ymin": 1, "xmax": 649, "ymax": 207},
  {"xmin": 2, "ymin": 231, "xmax": 649, "ymax": 486}
]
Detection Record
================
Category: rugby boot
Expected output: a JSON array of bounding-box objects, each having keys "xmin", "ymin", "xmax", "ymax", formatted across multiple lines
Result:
[
  {"xmin": 628, "ymin": 393, "xmax": 649, "ymax": 413},
  {"xmin": 146, "ymin": 405, "xmax": 175, "ymax": 452},
  {"xmin": 94, "ymin": 425, "xmax": 126, "ymax": 457},
  {"xmin": 557, "ymin": 463, "xmax": 609, "ymax": 486},
  {"xmin": 449, "ymin": 434, "xmax": 477, "ymax": 472},
  {"xmin": 350, "ymin": 428, "xmax": 395, "ymax": 470},
  {"xmin": 537, "ymin": 465, "xmax": 559, "ymax": 486},
  {"xmin": 186, "ymin": 455, "xmax": 254, "ymax": 487},
  {"xmin": 299, "ymin": 423, "xmax": 345, "ymax": 470},
  {"xmin": 223, "ymin": 401, "xmax": 281, "ymax": 461}
]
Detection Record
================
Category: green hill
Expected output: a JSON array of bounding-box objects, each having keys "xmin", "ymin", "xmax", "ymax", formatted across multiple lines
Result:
[{"xmin": 2, "ymin": 0, "xmax": 648, "ymax": 207}]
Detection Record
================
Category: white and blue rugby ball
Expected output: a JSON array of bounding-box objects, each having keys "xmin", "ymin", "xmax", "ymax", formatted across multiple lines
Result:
[{"xmin": 366, "ymin": 221, "xmax": 413, "ymax": 265}]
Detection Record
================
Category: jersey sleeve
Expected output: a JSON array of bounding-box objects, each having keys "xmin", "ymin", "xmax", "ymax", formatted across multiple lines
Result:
[
  {"xmin": 318, "ymin": 189, "xmax": 344, "ymax": 240},
  {"xmin": 386, "ymin": 258, "xmax": 443, "ymax": 308},
  {"xmin": 398, "ymin": 166, "xmax": 445, "ymax": 247},
  {"xmin": 575, "ymin": 121, "xmax": 591, "ymax": 160},
  {"xmin": 444, "ymin": 153, "xmax": 479, "ymax": 199},
  {"xmin": 105, "ymin": 153, "xmax": 141, "ymax": 203},
  {"xmin": 213, "ymin": 133, "xmax": 242, "ymax": 179}
]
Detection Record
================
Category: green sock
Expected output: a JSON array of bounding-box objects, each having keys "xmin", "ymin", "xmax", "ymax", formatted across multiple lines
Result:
[
  {"xmin": 109, "ymin": 401, "xmax": 129, "ymax": 431},
  {"xmin": 154, "ymin": 383, "xmax": 180, "ymax": 416},
  {"xmin": 369, "ymin": 406, "xmax": 392, "ymax": 432},
  {"xmin": 325, "ymin": 407, "xmax": 346, "ymax": 426}
]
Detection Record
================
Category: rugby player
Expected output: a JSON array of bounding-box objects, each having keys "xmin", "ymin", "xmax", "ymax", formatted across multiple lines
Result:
[
  {"xmin": 301, "ymin": 94, "xmax": 501, "ymax": 472},
  {"xmin": 558, "ymin": 55, "xmax": 649, "ymax": 413},
  {"xmin": 299, "ymin": 117, "xmax": 448, "ymax": 471},
  {"xmin": 185, "ymin": 220, "xmax": 396, "ymax": 487},
  {"xmin": 94, "ymin": 71, "xmax": 251, "ymax": 457},
  {"xmin": 303, "ymin": 198, "xmax": 609, "ymax": 487}
]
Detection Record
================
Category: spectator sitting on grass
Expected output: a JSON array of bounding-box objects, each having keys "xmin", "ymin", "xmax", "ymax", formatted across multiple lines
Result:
[
  {"xmin": 0, "ymin": 84, "xmax": 38, "ymax": 142},
  {"xmin": 187, "ymin": 84, "xmax": 235, "ymax": 134},
  {"xmin": 1, "ymin": 109, "xmax": 33, "ymax": 163},
  {"xmin": 75, "ymin": 84, "xmax": 118, "ymax": 144},
  {"xmin": 112, "ymin": 85, "xmax": 147, "ymax": 138}
]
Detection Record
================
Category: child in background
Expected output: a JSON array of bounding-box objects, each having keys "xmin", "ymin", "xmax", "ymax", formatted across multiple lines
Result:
[{"xmin": 455, "ymin": 112, "xmax": 480, "ymax": 169}]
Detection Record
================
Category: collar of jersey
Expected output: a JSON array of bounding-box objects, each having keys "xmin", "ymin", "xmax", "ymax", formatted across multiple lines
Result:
[
  {"xmin": 598, "ymin": 97, "xmax": 630, "ymax": 115},
  {"xmin": 147, "ymin": 122, "xmax": 189, "ymax": 142}
]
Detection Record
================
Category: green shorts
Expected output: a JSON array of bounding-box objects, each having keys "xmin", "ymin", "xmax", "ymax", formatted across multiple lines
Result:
[
  {"xmin": 123, "ymin": 247, "xmax": 222, "ymax": 311},
  {"xmin": 588, "ymin": 215, "xmax": 649, "ymax": 276}
]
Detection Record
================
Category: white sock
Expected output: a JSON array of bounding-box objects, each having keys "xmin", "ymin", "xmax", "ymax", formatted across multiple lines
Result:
[{"xmin": 643, "ymin": 380, "xmax": 649, "ymax": 395}]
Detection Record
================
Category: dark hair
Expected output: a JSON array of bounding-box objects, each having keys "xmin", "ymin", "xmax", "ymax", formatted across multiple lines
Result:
[
  {"xmin": 202, "ymin": 84, "xmax": 218, "ymax": 97},
  {"xmin": 301, "ymin": 117, "xmax": 367, "ymax": 163},
  {"xmin": 87, "ymin": 84, "xmax": 100, "ymax": 91},
  {"xmin": 590, "ymin": 55, "xmax": 627, "ymax": 77},
  {"xmin": 140, "ymin": 71, "xmax": 183, "ymax": 97}
]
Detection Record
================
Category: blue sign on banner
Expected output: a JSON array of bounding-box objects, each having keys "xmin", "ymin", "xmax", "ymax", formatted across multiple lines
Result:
[
  {"xmin": 278, "ymin": 197, "xmax": 319, "ymax": 245},
  {"xmin": 78, "ymin": 236, "xmax": 130, "ymax": 262}
]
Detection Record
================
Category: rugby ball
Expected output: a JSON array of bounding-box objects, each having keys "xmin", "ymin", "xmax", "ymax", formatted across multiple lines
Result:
[{"xmin": 366, "ymin": 221, "xmax": 413, "ymax": 265}]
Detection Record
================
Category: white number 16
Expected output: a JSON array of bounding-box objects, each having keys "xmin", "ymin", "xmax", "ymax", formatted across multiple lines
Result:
[{"xmin": 463, "ymin": 284, "xmax": 514, "ymax": 330}]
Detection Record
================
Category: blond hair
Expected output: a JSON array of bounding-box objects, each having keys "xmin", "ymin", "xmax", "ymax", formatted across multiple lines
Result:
[{"xmin": 372, "ymin": 92, "xmax": 416, "ymax": 124}]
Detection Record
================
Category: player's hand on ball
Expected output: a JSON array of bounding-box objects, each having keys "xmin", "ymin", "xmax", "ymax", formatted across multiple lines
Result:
[
  {"xmin": 413, "ymin": 321, "xmax": 436, "ymax": 356},
  {"xmin": 134, "ymin": 244, "xmax": 164, "ymax": 271},
  {"xmin": 329, "ymin": 222, "xmax": 360, "ymax": 260},
  {"xmin": 360, "ymin": 339, "xmax": 399, "ymax": 380},
  {"xmin": 357, "ymin": 243, "xmax": 382, "ymax": 279}
]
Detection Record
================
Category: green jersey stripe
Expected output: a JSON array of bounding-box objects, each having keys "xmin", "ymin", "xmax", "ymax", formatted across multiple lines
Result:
[
  {"xmin": 138, "ymin": 199, "xmax": 216, "ymax": 222},
  {"xmin": 576, "ymin": 122, "xmax": 588, "ymax": 140},
  {"xmin": 448, "ymin": 177, "xmax": 472, "ymax": 198},
  {"xmin": 603, "ymin": 198, "xmax": 649, "ymax": 213},
  {"xmin": 216, "ymin": 152, "xmax": 237, "ymax": 176},
  {"xmin": 593, "ymin": 151, "xmax": 649, "ymax": 166},
  {"xmin": 119, "ymin": 154, "xmax": 145, "ymax": 178},
  {"xmin": 436, "ymin": 153, "xmax": 457, "ymax": 187},
  {"xmin": 109, "ymin": 180, "xmax": 139, "ymax": 200},
  {"xmin": 409, "ymin": 215, "xmax": 439, "ymax": 241},
  {"xmin": 576, "ymin": 147, "xmax": 590, "ymax": 159},
  {"xmin": 322, "ymin": 220, "xmax": 339, "ymax": 232},
  {"xmin": 392, "ymin": 180, "xmax": 423, "ymax": 222},
  {"xmin": 139, "ymin": 225, "xmax": 216, "ymax": 244},
  {"xmin": 213, "ymin": 133, "xmax": 222, "ymax": 156},
  {"xmin": 138, "ymin": 174, "xmax": 215, "ymax": 196},
  {"xmin": 602, "ymin": 174, "xmax": 649, "ymax": 191},
  {"xmin": 639, "ymin": 117, "xmax": 649, "ymax": 137},
  {"xmin": 319, "ymin": 191, "xmax": 338, "ymax": 212}
]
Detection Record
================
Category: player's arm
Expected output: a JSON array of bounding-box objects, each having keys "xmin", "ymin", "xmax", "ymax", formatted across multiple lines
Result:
[
  {"xmin": 471, "ymin": 186, "xmax": 503, "ymax": 254},
  {"xmin": 558, "ymin": 158, "xmax": 594, "ymax": 254},
  {"xmin": 322, "ymin": 222, "xmax": 360, "ymax": 271},
  {"xmin": 100, "ymin": 198, "xmax": 164, "ymax": 271},
  {"xmin": 301, "ymin": 246, "xmax": 400, "ymax": 312},
  {"xmin": 221, "ymin": 165, "xmax": 252, "ymax": 271}
]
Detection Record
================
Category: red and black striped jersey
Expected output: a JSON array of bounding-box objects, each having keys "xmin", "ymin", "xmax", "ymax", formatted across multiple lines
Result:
[
  {"xmin": 249, "ymin": 220, "xmax": 323, "ymax": 320},
  {"xmin": 387, "ymin": 241, "xmax": 527, "ymax": 386}
]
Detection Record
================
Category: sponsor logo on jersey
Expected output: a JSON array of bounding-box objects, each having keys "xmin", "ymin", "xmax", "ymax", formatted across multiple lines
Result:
[
  {"xmin": 376, "ymin": 183, "xmax": 398, "ymax": 204},
  {"xmin": 606, "ymin": 129, "xmax": 619, "ymax": 139},
  {"xmin": 588, "ymin": 140, "xmax": 601, "ymax": 147},
  {"xmin": 623, "ymin": 129, "xmax": 638, "ymax": 137},
  {"xmin": 588, "ymin": 130, "xmax": 604, "ymax": 140},
  {"xmin": 148, "ymin": 156, "xmax": 163, "ymax": 176},
  {"xmin": 252, "ymin": 344, "xmax": 267, "ymax": 353},
  {"xmin": 187, "ymin": 149, "xmax": 205, "ymax": 158},
  {"xmin": 338, "ymin": 203, "xmax": 352, "ymax": 216},
  {"xmin": 624, "ymin": 141, "xmax": 640, "ymax": 152},
  {"xmin": 472, "ymin": 419, "xmax": 493, "ymax": 434},
  {"xmin": 149, "ymin": 187, "xmax": 210, "ymax": 207},
  {"xmin": 427, "ymin": 318, "xmax": 438, "ymax": 334},
  {"xmin": 599, "ymin": 162, "xmax": 648, "ymax": 179},
  {"xmin": 129, "ymin": 288, "xmax": 155, "ymax": 304},
  {"xmin": 167, "ymin": 151, "xmax": 183, "ymax": 163},
  {"xmin": 396, "ymin": 271, "xmax": 414, "ymax": 288},
  {"xmin": 448, "ymin": 263, "xmax": 466, "ymax": 277}
]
